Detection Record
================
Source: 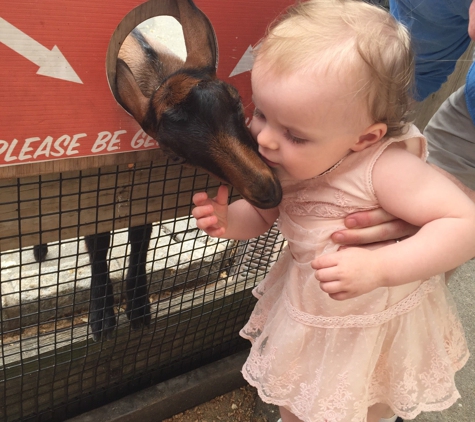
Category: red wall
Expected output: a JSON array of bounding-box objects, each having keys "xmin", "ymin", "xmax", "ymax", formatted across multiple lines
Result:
[{"xmin": 0, "ymin": 0, "xmax": 293, "ymax": 166}]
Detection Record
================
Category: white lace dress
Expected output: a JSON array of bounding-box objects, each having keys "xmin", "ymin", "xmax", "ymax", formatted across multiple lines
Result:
[{"xmin": 240, "ymin": 125, "xmax": 469, "ymax": 422}]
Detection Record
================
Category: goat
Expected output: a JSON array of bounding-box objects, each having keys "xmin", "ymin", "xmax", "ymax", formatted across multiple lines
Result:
[{"xmin": 33, "ymin": 0, "xmax": 282, "ymax": 341}]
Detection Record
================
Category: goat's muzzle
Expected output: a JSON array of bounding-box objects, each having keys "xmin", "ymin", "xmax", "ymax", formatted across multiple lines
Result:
[{"xmin": 206, "ymin": 137, "xmax": 282, "ymax": 209}]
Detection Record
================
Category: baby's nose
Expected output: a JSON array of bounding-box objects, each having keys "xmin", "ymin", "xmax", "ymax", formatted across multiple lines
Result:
[{"xmin": 257, "ymin": 127, "xmax": 279, "ymax": 150}]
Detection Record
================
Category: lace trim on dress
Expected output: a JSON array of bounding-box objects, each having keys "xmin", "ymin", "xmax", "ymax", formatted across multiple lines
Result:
[
  {"xmin": 284, "ymin": 201, "xmax": 378, "ymax": 218},
  {"xmin": 244, "ymin": 352, "xmax": 468, "ymax": 422},
  {"xmin": 367, "ymin": 337, "xmax": 469, "ymax": 420},
  {"xmin": 242, "ymin": 322, "xmax": 468, "ymax": 422},
  {"xmin": 284, "ymin": 278, "xmax": 438, "ymax": 328}
]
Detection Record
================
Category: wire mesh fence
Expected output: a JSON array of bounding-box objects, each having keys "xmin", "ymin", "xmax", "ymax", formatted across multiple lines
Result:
[{"xmin": 0, "ymin": 157, "xmax": 285, "ymax": 421}]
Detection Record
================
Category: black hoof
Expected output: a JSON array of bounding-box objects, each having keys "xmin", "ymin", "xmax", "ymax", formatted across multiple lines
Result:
[
  {"xmin": 89, "ymin": 305, "xmax": 117, "ymax": 342},
  {"xmin": 126, "ymin": 296, "xmax": 151, "ymax": 330},
  {"xmin": 33, "ymin": 244, "xmax": 49, "ymax": 262}
]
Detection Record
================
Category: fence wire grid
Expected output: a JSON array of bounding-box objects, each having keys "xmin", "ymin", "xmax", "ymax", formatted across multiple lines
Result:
[{"xmin": 0, "ymin": 158, "xmax": 284, "ymax": 421}]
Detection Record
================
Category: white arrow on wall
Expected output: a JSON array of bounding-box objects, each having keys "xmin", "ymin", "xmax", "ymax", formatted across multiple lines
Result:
[
  {"xmin": 0, "ymin": 17, "xmax": 82, "ymax": 84},
  {"xmin": 229, "ymin": 45, "xmax": 255, "ymax": 77}
]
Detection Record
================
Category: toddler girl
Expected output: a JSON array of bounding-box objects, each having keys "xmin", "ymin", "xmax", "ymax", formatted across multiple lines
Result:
[{"xmin": 192, "ymin": 1, "xmax": 475, "ymax": 421}]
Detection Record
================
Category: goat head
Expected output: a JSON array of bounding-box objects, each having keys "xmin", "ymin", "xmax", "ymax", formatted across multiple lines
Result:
[{"xmin": 116, "ymin": 0, "xmax": 282, "ymax": 209}]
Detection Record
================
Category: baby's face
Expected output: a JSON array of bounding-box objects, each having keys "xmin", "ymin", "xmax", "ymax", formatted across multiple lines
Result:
[{"xmin": 250, "ymin": 62, "xmax": 372, "ymax": 181}]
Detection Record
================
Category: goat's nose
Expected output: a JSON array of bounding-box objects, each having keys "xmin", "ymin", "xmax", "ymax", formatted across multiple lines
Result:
[{"xmin": 245, "ymin": 174, "xmax": 282, "ymax": 209}]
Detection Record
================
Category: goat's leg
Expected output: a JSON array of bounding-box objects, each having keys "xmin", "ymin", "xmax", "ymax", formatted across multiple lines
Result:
[
  {"xmin": 85, "ymin": 232, "xmax": 116, "ymax": 341},
  {"xmin": 125, "ymin": 224, "xmax": 152, "ymax": 329},
  {"xmin": 33, "ymin": 243, "xmax": 48, "ymax": 262}
]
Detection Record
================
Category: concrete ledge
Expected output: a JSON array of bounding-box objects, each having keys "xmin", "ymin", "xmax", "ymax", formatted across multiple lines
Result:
[
  {"xmin": 1, "ymin": 217, "xmax": 229, "ymax": 331},
  {"xmin": 66, "ymin": 349, "xmax": 249, "ymax": 422}
]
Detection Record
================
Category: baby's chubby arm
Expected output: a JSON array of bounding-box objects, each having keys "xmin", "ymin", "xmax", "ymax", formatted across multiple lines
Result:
[
  {"xmin": 331, "ymin": 164, "xmax": 475, "ymax": 247},
  {"xmin": 192, "ymin": 185, "xmax": 279, "ymax": 240},
  {"xmin": 312, "ymin": 145, "xmax": 475, "ymax": 301}
]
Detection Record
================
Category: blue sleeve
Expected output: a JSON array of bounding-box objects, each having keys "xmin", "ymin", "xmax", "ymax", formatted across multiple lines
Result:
[
  {"xmin": 465, "ymin": 63, "xmax": 475, "ymax": 124},
  {"xmin": 390, "ymin": 0, "xmax": 471, "ymax": 100}
]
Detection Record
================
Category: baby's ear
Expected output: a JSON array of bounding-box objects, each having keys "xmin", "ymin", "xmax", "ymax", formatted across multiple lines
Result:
[{"xmin": 351, "ymin": 123, "xmax": 387, "ymax": 152}]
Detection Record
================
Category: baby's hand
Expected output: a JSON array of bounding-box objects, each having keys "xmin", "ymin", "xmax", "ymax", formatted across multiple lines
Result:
[
  {"xmin": 192, "ymin": 185, "xmax": 229, "ymax": 237},
  {"xmin": 311, "ymin": 248, "xmax": 383, "ymax": 300}
]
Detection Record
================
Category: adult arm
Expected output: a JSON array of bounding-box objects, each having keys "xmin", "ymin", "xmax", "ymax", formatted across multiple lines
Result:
[
  {"xmin": 330, "ymin": 161, "xmax": 475, "ymax": 246},
  {"xmin": 331, "ymin": 208, "xmax": 418, "ymax": 246}
]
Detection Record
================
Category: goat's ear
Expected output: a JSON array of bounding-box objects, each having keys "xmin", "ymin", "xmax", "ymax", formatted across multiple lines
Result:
[
  {"xmin": 151, "ymin": 73, "xmax": 200, "ymax": 118},
  {"xmin": 178, "ymin": 0, "xmax": 218, "ymax": 71},
  {"xmin": 116, "ymin": 59, "xmax": 149, "ymax": 125}
]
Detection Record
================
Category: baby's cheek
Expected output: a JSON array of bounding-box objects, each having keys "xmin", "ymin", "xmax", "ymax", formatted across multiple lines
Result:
[{"xmin": 249, "ymin": 118, "xmax": 260, "ymax": 140}]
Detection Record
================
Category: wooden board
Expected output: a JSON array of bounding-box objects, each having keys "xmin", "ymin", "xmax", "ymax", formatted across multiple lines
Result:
[{"xmin": 0, "ymin": 155, "xmax": 222, "ymax": 252}]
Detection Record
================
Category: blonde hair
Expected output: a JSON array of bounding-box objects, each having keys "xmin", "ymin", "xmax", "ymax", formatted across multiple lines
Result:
[{"xmin": 255, "ymin": 0, "xmax": 414, "ymax": 137}]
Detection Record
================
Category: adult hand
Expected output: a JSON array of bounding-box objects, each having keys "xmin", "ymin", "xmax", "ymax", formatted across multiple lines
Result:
[{"xmin": 331, "ymin": 208, "xmax": 419, "ymax": 247}]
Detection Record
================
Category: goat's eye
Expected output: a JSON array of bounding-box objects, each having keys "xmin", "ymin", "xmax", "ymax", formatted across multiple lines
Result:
[
  {"xmin": 228, "ymin": 89, "xmax": 243, "ymax": 108},
  {"xmin": 227, "ymin": 85, "xmax": 240, "ymax": 100},
  {"xmin": 226, "ymin": 94, "xmax": 244, "ymax": 117}
]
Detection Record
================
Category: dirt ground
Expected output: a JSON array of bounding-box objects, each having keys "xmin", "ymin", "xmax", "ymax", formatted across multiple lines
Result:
[{"xmin": 163, "ymin": 385, "xmax": 280, "ymax": 422}]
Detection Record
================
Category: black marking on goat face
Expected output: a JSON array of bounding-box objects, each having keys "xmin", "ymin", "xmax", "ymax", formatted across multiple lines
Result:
[{"xmin": 156, "ymin": 78, "xmax": 282, "ymax": 209}]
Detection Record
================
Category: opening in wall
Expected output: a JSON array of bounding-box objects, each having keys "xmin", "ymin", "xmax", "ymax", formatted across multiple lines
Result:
[{"xmin": 106, "ymin": 1, "xmax": 186, "ymax": 105}]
